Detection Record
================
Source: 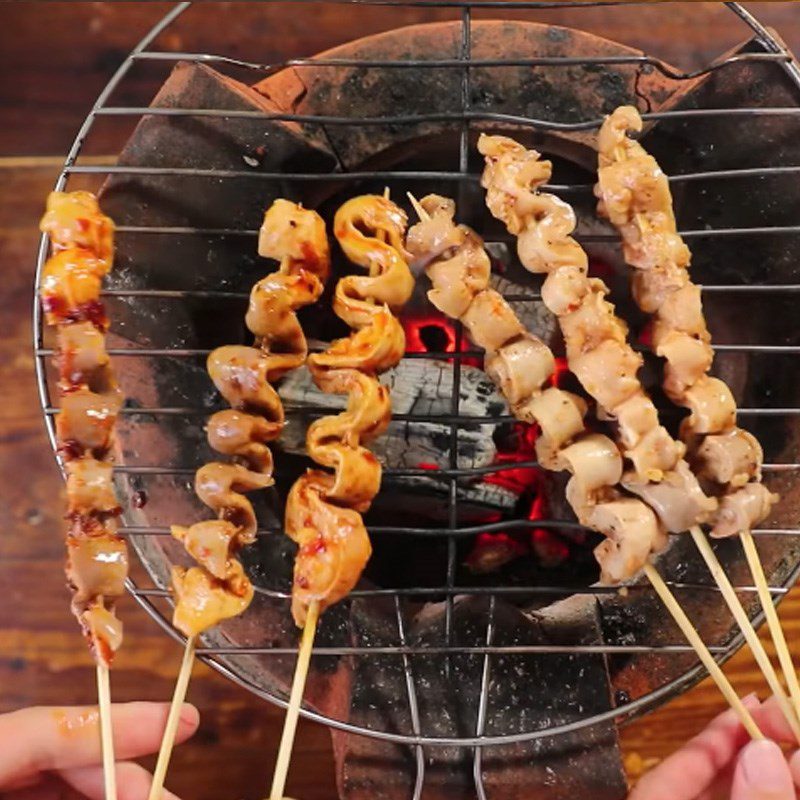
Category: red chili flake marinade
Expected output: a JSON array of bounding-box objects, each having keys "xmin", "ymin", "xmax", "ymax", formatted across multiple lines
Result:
[
  {"xmin": 300, "ymin": 536, "xmax": 327, "ymax": 557},
  {"xmin": 58, "ymin": 438, "xmax": 84, "ymax": 462},
  {"xmin": 295, "ymin": 575, "xmax": 310, "ymax": 590},
  {"xmin": 42, "ymin": 294, "xmax": 68, "ymax": 321}
]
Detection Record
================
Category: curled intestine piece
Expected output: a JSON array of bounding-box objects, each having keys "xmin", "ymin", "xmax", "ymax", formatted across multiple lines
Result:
[
  {"xmin": 285, "ymin": 194, "xmax": 413, "ymax": 627},
  {"xmin": 171, "ymin": 200, "xmax": 330, "ymax": 637},
  {"xmin": 40, "ymin": 190, "xmax": 114, "ymax": 265},
  {"xmin": 596, "ymin": 106, "xmax": 777, "ymax": 535},
  {"xmin": 710, "ymin": 484, "xmax": 779, "ymax": 540},
  {"xmin": 39, "ymin": 191, "xmax": 126, "ymax": 666}
]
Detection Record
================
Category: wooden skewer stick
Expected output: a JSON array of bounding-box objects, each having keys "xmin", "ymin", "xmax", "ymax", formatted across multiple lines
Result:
[
  {"xmin": 269, "ymin": 599, "xmax": 321, "ymax": 800},
  {"xmin": 741, "ymin": 529, "xmax": 800, "ymax": 722},
  {"xmin": 643, "ymin": 561, "xmax": 764, "ymax": 740},
  {"xmin": 690, "ymin": 526, "xmax": 800, "ymax": 740},
  {"xmin": 407, "ymin": 192, "xmax": 430, "ymax": 222},
  {"xmin": 147, "ymin": 636, "xmax": 197, "ymax": 800},
  {"xmin": 97, "ymin": 662, "xmax": 117, "ymax": 800}
]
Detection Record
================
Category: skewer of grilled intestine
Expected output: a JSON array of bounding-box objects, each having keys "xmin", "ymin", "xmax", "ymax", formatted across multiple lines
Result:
[
  {"xmin": 475, "ymin": 133, "xmax": 780, "ymax": 738},
  {"xmin": 478, "ymin": 133, "xmax": 717, "ymax": 536},
  {"xmin": 471, "ymin": 140, "xmax": 768, "ymax": 735},
  {"xmin": 40, "ymin": 191, "xmax": 126, "ymax": 800},
  {"xmin": 39, "ymin": 191, "xmax": 127, "ymax": 668},
  {"xmin": 405, "ymin": 195, "xmax": 765, "ymax": 740},
  {"xmin": 595, "ymin": 106, "xmax": 795, "ymax": 719},
  {"xmin": 168, "ymin": 201, "xmax": 329, "ymax": 639},
  {"xmin": 283, "ymin": 194, "xmax": 414, "ymax": 628},
  {"xmin": 406, "ymin": 192, "xmax": 662, "ymax": 585},
  {"xmin": 269, "ymin": 195, "xmax": 412, "ymax": 800},
  {"xmin": 478, "ymin": 136, "xmax": 723, "ymax": 549},
  {"xmin": 148, "ymin": 200, "xmax": 331, "ymax": 800},
  {"xmin": 594, "ymin": 105, "xmax": 778, "ymax": 537}
]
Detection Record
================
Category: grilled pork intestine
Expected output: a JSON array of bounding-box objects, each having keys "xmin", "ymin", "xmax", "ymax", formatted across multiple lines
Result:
[
  {"xmin": 596, "ymin": 106, "xmax": 778, "ymax": 537},
  {"xmin": 406, "ymin": 194, "xmax": 662, "ymax": 583},
  {"xmin": 171, "ymin": 200, "xmax": 330, "ymax": 637},
  {"xmin": 478, "ymin": 135, "xmax": 719, "ymax": 561},
  {"xmin": 39, "ymin": 191, "xmax": 127, "ymax": 666},
  {"xmin": 285, "ymin": 195, "xmax": 413, "ymax": 626}
]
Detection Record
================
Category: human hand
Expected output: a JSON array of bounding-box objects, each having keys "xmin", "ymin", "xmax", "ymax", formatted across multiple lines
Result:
[
  {"xmin": 630, "ymin": 694, "xmax": 800, "ymax": 799},
  {"xmin": 0, "ymin": 701, "xmax": 199, "ymax": 799}
]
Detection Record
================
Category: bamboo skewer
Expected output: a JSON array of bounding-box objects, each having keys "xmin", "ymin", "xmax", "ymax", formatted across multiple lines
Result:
[
  {"xmin": 643, "ymin": 561, "xmax": 763, "ymax": 739},
  {"xmin": 268, "ymin": 188, "xmax": 395, "ymax": 800},
  {"xmin": 407, "ymin": 192, "xmax": 429, "ymax": 222},
  {"xmin": 147, "ymin": 636, "xmax": 197, "ymax": 800},
  {"xmin": 690, "ymin": 526, "xmax": 800, "ymax": 740},
  {"xmin": 741, "ymin": 530, "xmax": 800, "ymax": 722},
  {"xmin": 97, "ymin": 663, "xmax": 117, "ymax": 800},
  {"xmin": 269, "ymin": 600, "xmax": 320, "ymax": 800}
]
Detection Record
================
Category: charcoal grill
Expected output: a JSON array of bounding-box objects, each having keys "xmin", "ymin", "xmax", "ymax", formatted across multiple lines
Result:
[{"xmin": 33, "ymin": 3, "xmax": 800, "ymax": 798}]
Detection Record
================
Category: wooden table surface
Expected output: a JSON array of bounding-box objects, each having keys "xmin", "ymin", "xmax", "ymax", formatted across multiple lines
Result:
[{"xmin": 2, "ymin": 3, "xmax": 800, "ymax": 798}]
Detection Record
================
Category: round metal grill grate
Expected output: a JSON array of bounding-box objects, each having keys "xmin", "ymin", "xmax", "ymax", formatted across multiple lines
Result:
[{"xmin": 33, "ymin": 4, "xmax": 800, "ymax": 797}]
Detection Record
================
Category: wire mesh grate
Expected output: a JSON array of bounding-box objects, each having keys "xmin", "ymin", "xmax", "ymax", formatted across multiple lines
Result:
[{"xmin": 33, "ymin": 2, "xmax": 800, "ymax": 796}]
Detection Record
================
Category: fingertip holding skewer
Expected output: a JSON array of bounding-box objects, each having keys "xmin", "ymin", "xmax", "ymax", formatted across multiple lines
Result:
[
  {"xmin": 269, "ymin": 600, "xmax": 321, "ymax": 800},
  {"xmin": 643, "ymin": 560, "xmax": 764, "ymax": 740},
  {"xmin": 97, "ymin": 662, "xmax": 117, "ymax": 800},
  {"xmin": 740, "ymin": 530, "xmax": 800, "ymax": 725},
  {"xmin": 406, "ymin": 192, "xmax": 430, "ymax": 222},
  {"xmin": 689, "ymin": 526, "xmax": 800, "ymax": 742},
  {"xmin": 148, "ymin": 636, "xmax": 197, "ymax": 800}
]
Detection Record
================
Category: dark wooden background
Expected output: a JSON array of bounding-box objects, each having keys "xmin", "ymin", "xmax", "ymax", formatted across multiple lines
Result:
[{"xmin": 2, "ymin": 3, "xmax": 800, "ymax": 798}]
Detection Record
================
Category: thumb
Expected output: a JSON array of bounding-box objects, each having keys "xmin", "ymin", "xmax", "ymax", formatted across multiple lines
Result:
[{"xmin": 731, "ymin": 740, "xmax": 796, "ymax": 800}]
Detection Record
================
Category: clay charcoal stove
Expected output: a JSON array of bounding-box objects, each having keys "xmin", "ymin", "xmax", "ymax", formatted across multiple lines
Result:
[{"xmin": 34, "ymin": 4, "xmax": 800, "ymax": 799}]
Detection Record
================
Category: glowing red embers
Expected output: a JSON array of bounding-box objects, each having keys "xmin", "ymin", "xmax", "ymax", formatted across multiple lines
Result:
[
  {"xmin": 465, "ymin": 416, "xmax": 569, "ymax": 571},
  {"xmin": 403, "ymin": 315, "xmax": 482, "ymax": 368},
  {"xmin": 548, "ymin": 356, "xmax": 570, "ymax": 389},
  {"xmin": 405, "ymin": 311, "xmax": 573, "ymax": 572},
  {"xmin": 466, "ymin": 530, "xmax": 527, "ymax": 573}
]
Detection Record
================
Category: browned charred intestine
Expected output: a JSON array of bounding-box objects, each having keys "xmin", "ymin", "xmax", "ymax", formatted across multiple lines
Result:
[
  {"xmin": 596, "ymin": 106, "xmax": 777, "ymax": 538},
  {"xmin": 170, "ymin": 200, "xmax": 330, "ymax": 638},
  {"xmin": 285, "ymin": 195, "xmax": 413, "ymax": 627},
  {"xmin": 39, "ymin": 191, "xmax": 127, "ymax": 667}
]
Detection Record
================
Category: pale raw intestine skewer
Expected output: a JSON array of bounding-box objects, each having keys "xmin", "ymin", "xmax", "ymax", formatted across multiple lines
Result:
[
  {"xmin": 406, "ymin": 190, "xmax": 762, "ymax": 738},
  {"xmin": 477, "ymin": 128, "xmax": 793, "ymax": 736},
  {"xmin": 595, "ymin": 105, "xmax": 797, "ymax": 727},
  {"xmin": 477, "ymin": 131, "xmax": 790, "ymax": 736}
]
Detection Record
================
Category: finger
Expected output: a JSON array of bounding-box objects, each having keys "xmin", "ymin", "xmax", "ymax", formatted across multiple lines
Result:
[
  {"xmin": 630, "ymin": 694, "xmax": 762, "ymax": 800},
  {"xmin": 731, "ymin": 739, "xmax": 796, "ymax": 799},
  {"xmin": 0, "ymin": 775, "xmax": 79, "ymax": 800},
  {"xmin": 697, "ymin": 760, "xmax": 738, "ymax": 800},
  {"xmin": 60, "ymin": 761, "xmax": 181, "ymax": 800},
  {"xmin": 787, "ymin": 750, "xmax": 800, "ymax": 787},
  {"xmin": 0, "ymin": 702, "xmax": 199, "ymax": 783},
  {"xmin": 753, "ymin": 697, "xmax": 800, "ymax": 746}
]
